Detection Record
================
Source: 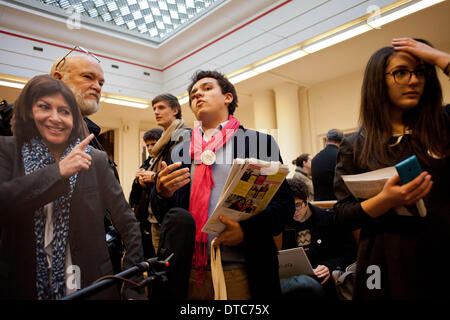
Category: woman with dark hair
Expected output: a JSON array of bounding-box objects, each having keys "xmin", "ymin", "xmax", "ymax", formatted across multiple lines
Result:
[
  {"xmin": 334, "ymin": 38, "xmax": 450, "ymax": 299},
  {"xmin": 0, "ymin": 75, "xmax": 144, "ymax": 300},
  {"xmin": 292, "ymin": 153, "xmax": 314, "ymax": 199}
]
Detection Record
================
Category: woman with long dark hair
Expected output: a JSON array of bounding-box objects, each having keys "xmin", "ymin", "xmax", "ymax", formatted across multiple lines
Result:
[
  {"xmin": 333, "ymin": 38, "xmax": 450, "ymax": 299},
  {"xmin": 0, "ymin": 75, "xmax": 144, "ymax": 299}
]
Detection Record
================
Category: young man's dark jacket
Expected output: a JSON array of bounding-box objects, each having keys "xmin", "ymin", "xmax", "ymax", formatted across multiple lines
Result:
[
  {"xmin": 150, "ymin": 125, "xmax": 295, "ymax": 299},
  {"xmin": 129, "ymin": 156, "xmax": 153, "ymax": 212}
]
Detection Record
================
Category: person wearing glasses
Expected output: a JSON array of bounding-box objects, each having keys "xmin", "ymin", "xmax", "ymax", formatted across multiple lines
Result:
[
  {"xmin": 0, "ymin": 75, "xmax": 145, "ymax": 299},
  {"xmin": 292, "ymin": 153, "xmax": 314, "ymax": 200},
  {"xmin": 281, "ymin": 178, "xmax": 356, "ymax": 300},
  {"xmin": 50, "ymin": 48, "xmax": 114, "ymax": 174},
  {"xmin": 49, "ymin": 47, "xmax": 125, "ymax": 275},
  {"xmin": 50, "ymin": 47, "xmax": 103, "ymax": 118},
  {"xmin": 333, "ymin": 38, "xmax": 450, "ymax": 299}
]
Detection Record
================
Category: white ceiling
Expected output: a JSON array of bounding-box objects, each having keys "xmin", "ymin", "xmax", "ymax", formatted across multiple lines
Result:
[
  {"xmin": 234, "ymin": 0, "xmax": 450, "ymax": 95},
  {"xmin": 0, "ymin": 0, "xmax": 278, "ymax": 67}
]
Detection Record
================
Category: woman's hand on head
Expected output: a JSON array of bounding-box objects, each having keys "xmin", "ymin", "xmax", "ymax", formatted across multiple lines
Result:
[
  {"xmin": 392, "ymin": 38, "xmax": 450, "ymax": 71},
  {"xmin": 59, "ymin": 134, "xmax": 94, "ymax": 179}
]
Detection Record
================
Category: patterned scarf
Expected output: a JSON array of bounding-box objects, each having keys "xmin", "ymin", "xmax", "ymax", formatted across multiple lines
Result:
[
  {"xmin": 22, "ymin": 138, "xmax": 92, "ymax": 300},
  {"xmin": 189, "ymin": 115, "xmax": 240, "ymax": 286}
]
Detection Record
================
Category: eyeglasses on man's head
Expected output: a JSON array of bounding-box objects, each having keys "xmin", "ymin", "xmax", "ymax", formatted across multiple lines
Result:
[{"xmin": 55, "ymin": 46, "xmax": 100, "ymax": 71}]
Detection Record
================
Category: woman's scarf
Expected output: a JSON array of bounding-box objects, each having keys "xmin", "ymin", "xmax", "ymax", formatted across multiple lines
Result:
[
  {"xmin": 189, "ymin": 115, "xmax": 240, "ymax": 286},
  {"xmin": 22, "ymin": 138, "xmax": 92, "ymax": 299}
]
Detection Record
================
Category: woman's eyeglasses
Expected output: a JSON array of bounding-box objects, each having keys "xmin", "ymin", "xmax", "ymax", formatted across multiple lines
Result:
[
  {"xmin": 55, "ymin": 46, "xmax": 100, "ymax": 71},
  {"xmin": 385, "ymin": 68, "xmax": 430, "ymax": 85}
]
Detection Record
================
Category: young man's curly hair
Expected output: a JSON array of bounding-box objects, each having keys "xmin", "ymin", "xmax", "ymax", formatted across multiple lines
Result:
[{"xmin": 287, "ymin": 178, "xmax": 309, "ymax": 201}]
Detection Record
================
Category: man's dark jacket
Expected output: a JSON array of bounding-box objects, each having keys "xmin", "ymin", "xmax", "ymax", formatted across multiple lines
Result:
[
  {"xmin": 129, "ymin": 156, "xmax": 152, "ymax": 211},
  {"xmin": 150, "ymin": 126, "xmax": 295, "ymax": 299},
  {"xmin": 311, "ymin": 144, "xmax": 339, "ymax": 201}
]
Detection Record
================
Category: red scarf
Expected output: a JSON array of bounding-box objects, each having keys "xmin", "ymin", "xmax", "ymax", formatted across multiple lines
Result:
[{"xmin": 189, "ymin": 115, "xmax": 240, "ymax": 285}]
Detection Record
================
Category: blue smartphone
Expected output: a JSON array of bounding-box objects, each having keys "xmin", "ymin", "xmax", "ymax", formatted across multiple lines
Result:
[{"xmin": 395, "ymin": 155, "xmax": 422, "ymax": 184}]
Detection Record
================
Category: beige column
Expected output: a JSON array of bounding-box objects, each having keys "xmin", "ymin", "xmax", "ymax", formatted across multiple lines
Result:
[
  {"xmin": 118, "ymin": 119, "xmax": 140, "ymax": 200},
  {"xmin": 298, "ymin": 87, "xmax": 312, "ymax": 154},
  {"xmin": 274, "ymin": 82, "xmax": 302, "ymax": 172},
  {"xmin": 252, "ymin": 89, "xmax": 276, "ymax": 132}
]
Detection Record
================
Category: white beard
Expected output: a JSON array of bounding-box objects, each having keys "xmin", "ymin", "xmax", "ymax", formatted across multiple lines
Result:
[
  {"xmin": 77, "ymin": 96, "xmax": 99, "ymax": 116},
  {"xmin": 66, "ymin": 84, "xmax": 100, "ymax": 116}
]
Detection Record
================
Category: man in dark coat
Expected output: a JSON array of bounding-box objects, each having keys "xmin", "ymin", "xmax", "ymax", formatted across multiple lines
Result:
[
  {"xmin": 311, "ymin": 129, "xmax": 344, "ymax": 201},
  {"xmin": 129, "ymin": 127, "xmax": 163, "ymax": 259},
  {"xmin": 129, "ymin": 128, "xmax": 163, "ymax": 211}
]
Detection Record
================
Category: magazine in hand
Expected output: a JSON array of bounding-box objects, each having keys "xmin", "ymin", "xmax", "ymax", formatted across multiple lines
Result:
[
  {"xmin": 341, "ymin": 166, "xmax": 426, "ymax": 217},
  {"xmin": 201, "ymin": 158, "xmax": 289, "ymax": 235}
]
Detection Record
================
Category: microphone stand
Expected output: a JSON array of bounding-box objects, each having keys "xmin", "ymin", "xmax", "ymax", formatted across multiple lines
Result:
[{"xmin": 62, "ymin": 254, "xmax": 173, "ymax": 300}]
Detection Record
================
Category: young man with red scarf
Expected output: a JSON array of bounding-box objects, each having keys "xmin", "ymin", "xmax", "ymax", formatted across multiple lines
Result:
[{"xmin": 151, "ymin": 70, "xmax": 295, "ymax": 299}]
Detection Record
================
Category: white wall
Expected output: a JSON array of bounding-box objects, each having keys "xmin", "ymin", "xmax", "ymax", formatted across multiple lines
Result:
[{"xmin": 307, "ymin": 70, "xmax": 363, "ymax": 155}]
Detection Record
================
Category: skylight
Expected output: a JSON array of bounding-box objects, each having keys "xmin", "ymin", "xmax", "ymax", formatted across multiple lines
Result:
[{"xmin": 34, "ymin": 0, "xmax": 226, "ymax": 43}]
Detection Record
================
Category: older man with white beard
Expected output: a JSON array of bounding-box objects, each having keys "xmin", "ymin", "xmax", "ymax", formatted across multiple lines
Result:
[
  {"xmin": 50, "ymin": 52, "xmax": 124, "ymax": 276},
  {"xmin": 50, "ymin": 54, "xmax": 105, "ymax": 146},
  {"xmin": 50, "ymin": 54, "xmax": 120, "ymax": 178}
]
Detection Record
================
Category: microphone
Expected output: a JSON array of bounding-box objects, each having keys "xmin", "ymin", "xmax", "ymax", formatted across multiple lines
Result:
[{"xmin": 62, "ymin": 254, "xmax": 173, "ymax": 300}]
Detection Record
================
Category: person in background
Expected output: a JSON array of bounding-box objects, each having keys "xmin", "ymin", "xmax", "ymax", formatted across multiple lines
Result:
[
  {"xmin": 130, "ymin": 128, "xmax": 163, "ymax": 211},
  {"xmin": 144, "ymin": 94, "xmax": 190, "ymax": 253},
  {"xmin": 292, "ymin": 153, "xmax": 314, "ymax": 199},
  {"xmin": 129, "ymin": 127, "xmax": 163, "ymax": 258},
  {"xmin": 281, "ymin": 178, "xmax": 356, "ymax": 300},
  {"xmin": 311, "ymin": 129, "xmax": 344, "ymax": 201},
  {"xmin": 0, "ymin": 75, "xmax": 145, "ymax": 299},
  {"xmin": 141, "ymin": 93, "xmax": 194, "ymax": 300},
  {"xmin": 333, "ymin": 38, "xmax": 449, "ymax": 299}
]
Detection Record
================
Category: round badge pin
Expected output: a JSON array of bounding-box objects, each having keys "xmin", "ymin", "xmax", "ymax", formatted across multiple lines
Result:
[{"xmin": 201, "ymin": 150, "xmax": 216, "ymax": 165}]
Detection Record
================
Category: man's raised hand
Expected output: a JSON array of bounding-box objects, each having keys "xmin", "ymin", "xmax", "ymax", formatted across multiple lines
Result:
[{"xmin": 155, "ymin": 161, "xmax": 190, "ymax": 198}]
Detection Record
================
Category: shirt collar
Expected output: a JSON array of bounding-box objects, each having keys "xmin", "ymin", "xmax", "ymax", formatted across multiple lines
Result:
[{"xmin": 199, "ymin": 120, "xmax": 229, "ymax": 142}]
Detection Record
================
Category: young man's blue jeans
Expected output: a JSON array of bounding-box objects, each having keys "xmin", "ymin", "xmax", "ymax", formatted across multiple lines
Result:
[{"xmin": 280, "ymin": 275, "xmax": 326, "ymax": 299}]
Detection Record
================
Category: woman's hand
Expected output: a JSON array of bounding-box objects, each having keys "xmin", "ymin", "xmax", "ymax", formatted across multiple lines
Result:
[
  {"xmin": 380, "ymin": 172, "xmax": 432, "ymax": 207},
  {"xmin": 59, "ymin": 134, "xmax": 94, "ymax": 179},
  {"xmin": 313, "ymin": 265, "xmax": 330, "ymax": 285},
  {"xmin": 392, "ymin": 38, "xmax": 450, "ymax": 73},
  {"xmin": 362, "ymin": 171, "xmax": 433, "ymax": 218}
]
